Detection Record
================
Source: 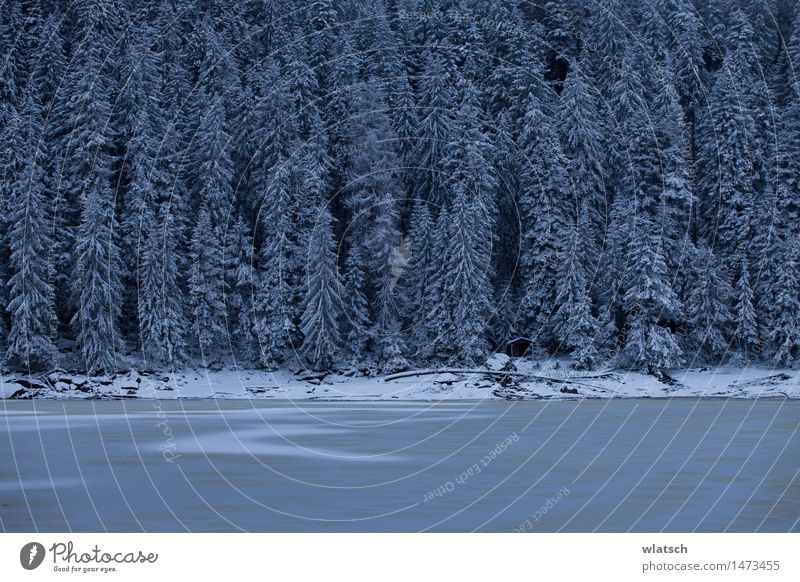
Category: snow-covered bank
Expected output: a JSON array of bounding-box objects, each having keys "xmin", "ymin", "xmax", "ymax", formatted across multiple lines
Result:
[{"xmin": 2, "ymin": 358, "xmax": 798, "ymax": 401}]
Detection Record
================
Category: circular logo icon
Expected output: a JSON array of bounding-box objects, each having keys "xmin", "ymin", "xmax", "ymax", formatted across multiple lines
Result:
[{"xmin": 20, "ymin": 542, "xmax": 46, "ymax": 570}]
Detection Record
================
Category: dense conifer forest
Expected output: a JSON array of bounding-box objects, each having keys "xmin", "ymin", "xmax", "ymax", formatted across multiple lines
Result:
[{"xmin": 1, "ymin": 0, "xmax": 799, "ymax": 374}]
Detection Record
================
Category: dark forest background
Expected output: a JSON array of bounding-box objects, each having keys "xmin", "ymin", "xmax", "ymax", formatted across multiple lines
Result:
[{"xmin": 1, "ymin": 0, "xmax": 800, "ymax": 374}]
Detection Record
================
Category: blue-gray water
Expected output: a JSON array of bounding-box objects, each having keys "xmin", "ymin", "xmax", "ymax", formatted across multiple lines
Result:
[{"xmin": 1, "ymin": 399, "xmax": 798, "ymax": 532}]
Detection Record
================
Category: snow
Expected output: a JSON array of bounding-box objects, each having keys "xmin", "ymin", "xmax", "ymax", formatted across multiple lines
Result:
[
  {"xmin": 2, "ymin": 358, "xmax": 798, "ymax": 401},
  {"xmin": 485, "ymin": 353, "xmax": 511, "ymax": 371}
]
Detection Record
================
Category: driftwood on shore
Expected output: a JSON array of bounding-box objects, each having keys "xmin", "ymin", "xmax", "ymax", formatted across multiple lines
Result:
[{"xmin": 382, "ymin": 369, "xmax": 603, "ymax": 389}]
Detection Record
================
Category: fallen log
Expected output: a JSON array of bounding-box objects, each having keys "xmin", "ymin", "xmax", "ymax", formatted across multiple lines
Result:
[
  {"xmin": 383, "ymin": 369, "xmax": 602, "ymax": 389},
  {"xmin": 384, "ymin": 369, "xmax": 522, "ymax": 381}
]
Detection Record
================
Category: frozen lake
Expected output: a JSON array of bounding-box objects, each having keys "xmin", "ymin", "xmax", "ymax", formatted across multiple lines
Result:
[{"xmin": 1, "ymin": 399, "xmax": 798, "ymax": 532}]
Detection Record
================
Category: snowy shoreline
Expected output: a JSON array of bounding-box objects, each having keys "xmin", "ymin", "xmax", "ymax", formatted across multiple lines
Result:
[{"xmin": 2, "ymin": 358, "xmax": 798, "ymax": 401}]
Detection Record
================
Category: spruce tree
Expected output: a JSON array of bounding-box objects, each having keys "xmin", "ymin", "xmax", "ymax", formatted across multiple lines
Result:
[
  {"xmin": 428, "ymin": 185, "xmax": 494, "ymax": 366},
  {"xmin": 412, "ymin": 54, "xmax": 455, "ymax": 207},
  {"xmin": 558, "ymin": 63, "xmax": 606, "ymax": 256},
  {"xmin": 696, "ymin": 70, "xmax": 755, "ymax": 262},
  {"xmin": 517, "ymin": 95, "xmax": 571, "ymax": 351},
  {"xmin": 684, "ymin": 246, "xmax": 733, "ymax": 363},
  {"xmin": 342, "ymin": 243, "xmax": 370, "ymax": 361},
  {"xmin": 621, "ymin": 218, "xmax": 683, "ymax": 370},
  {"xmin": 554, "ymin": 216, "xmax": 600, "ymax": 370},
  {"xmin": 224, "ymin": 213, "xmax": 257, "ymax": 361},
  {"xmin": 188, "ymin": 203, "xmax": 227, "ymax": 362},
  {"xmin": 253, "ymin": 158, "xmax": 294, "ymax": 368},
  {"xmin": 5, "ymin": 93, "xmax": 57, "ymax": 370},
  {"xmin": 55, "ymin": 4, "xmax": 121, "ymax": 373},
  {"xmin": 299, "ymin": 206, "xmax": 343, "ymax": 370},
  {"xmin": 765, "ymin": 246, "xmax": 800, "ymax": 367},
  {"xmin": 733, "ymin": 254, "xmax": 758, "ymax": 360},
  {"xmin": 380, "ymin": 318, "xmax": 409, "ymax": 374},
  {"xmin": 401, "ymin": 201, "xmax": 434, "ymax": 355},
  {"xmin": 71, "ymin": 177, "xmax": 122, "ymax": 374},
  {"xmin": 139, "ymin": 202, "xmax": 187, "ymax": 368}
]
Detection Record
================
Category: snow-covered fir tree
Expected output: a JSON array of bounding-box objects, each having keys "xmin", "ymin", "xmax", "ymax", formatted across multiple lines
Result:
[
  {"xmin": 516, "ymin": 95, "xmax": 571, "ymax": 351},
  {"xmin": 684, "ymin": 245, "xmax": 734, "ymax": 363},
  {"xmin": 299, "ymin": 206, "xmax": 343, "ymax": 370},
  {"xmin": 553, "ymin": 212, "xmax": 599, "ymax": 370},
  {"xmin": 5, "ymin": 93, "xmax": 57, "ymax": 370},
  {"xmin": 253, "ymin": 157, "xmax": 294, "ymax": 369},
  {"xmin": 621, "ymin": 218, "xmax": 684, "ymax": 370},
  {"xmin": 139, "ymin": 202, "xmax": 187, "ymax": 368},
  {"xmin": 401, "ymin": 201, "xmax": 435, "ymax": 356},
  {"xmin": 733, "ymin": 254, "xmax": 758, "ymax": 360},
  {"xmin": 188, "ymin": 202, "xmax": 227, "ymax": 362},
  {"xmin": 62, "ymin": 6, "xmax": 121, "ymax": 374},
  {"xmin": 765, "ymin": 245, "xmax": 800, "ymax": 367}
]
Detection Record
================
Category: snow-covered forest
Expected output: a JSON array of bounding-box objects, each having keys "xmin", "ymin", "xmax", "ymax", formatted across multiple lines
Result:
[{"xmin": 1, "ymin": 0, "xmax": 799, "ymax": 375}]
